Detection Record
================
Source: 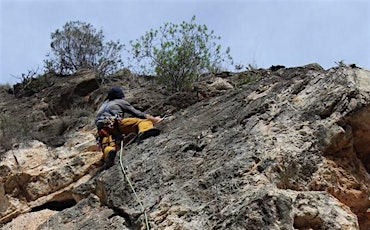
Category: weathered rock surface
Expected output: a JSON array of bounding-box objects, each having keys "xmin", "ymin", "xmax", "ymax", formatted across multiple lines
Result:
[
  {"xmin": 0, "ymin": 130, "xmax": 101, "ymax": 225},
  {"xmin": 1, "ymin": 64, "xmax": 370, "ymax": 229}
]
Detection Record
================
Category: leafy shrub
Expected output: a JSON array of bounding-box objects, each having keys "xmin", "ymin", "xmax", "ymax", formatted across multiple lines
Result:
[
  {"xmin": 129, "ymin": 15, "xmax": 233, "ymax": 92},
  {"xmin": 44, "ymin": 21, "xmax": 123, "ymax": 76}
]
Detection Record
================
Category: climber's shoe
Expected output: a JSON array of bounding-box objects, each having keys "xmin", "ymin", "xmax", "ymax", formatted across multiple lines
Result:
[
  {"xmin": 103, "ymin": 150, "xmax": 117, "ymax": 169},
  {"xmin": 136, "ymin": 129, "xmax": 160, "ymax": 144}
]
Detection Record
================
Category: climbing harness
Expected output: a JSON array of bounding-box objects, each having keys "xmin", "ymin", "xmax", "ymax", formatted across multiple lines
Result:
[
  {"xmin": 119, "ymin": 136, "xmax": 150, "ymax": 230},
  {"xmin": 96, "ymin": 113, "xmax": 120, "ymax": 130}
]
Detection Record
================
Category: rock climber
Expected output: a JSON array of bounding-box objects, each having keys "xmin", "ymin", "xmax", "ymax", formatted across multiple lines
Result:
[{"xmin": 95, "ymin": 86, "xmax": 162, "ymax": 168}]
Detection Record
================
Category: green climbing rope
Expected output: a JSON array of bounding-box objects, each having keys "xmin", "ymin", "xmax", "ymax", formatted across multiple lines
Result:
[{"xmin": 119, "ymin": 138, "xmax": 150, "ymax": 230}]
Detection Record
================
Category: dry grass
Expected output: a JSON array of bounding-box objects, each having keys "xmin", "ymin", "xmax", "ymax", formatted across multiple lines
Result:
[{"xmin": 0, "ymin": 113, "xmax": 34, "ymax": 153}]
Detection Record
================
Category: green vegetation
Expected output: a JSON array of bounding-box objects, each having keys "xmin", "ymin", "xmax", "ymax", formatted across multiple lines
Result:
[
  {"xmin": 11, "ymin": 17, "xmax": 235, "ymax": 92},
  {"xmin": 1, "ymin": 17, "xmax": 237, "ymax": 152},
  {"xmin": 129, "ymin": 16, "xmax": 233, "ymax": 92},
  {"xmin": 44, "ymin": 21, "xmax": 123, "ymax": 76}
]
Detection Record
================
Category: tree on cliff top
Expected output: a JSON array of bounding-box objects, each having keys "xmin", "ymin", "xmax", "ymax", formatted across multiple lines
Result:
[
  {"xmin": 44, "ymin": 21, "xmax": 123, "ymax": 76},
  {"xmin": 128, "ymin": 15, "xmax": 233, "ymax": 92}
]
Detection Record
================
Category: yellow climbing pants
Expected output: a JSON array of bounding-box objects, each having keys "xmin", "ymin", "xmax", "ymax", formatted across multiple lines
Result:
[{"xmin": 100, "ymin": 117, "xmax": 154, "ymax": 158}]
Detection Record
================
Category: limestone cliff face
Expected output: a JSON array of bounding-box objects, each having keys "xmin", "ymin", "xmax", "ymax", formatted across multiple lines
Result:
[{"xmin": 1, "ymin": 64, "xmax": 370, "ymax": 230}]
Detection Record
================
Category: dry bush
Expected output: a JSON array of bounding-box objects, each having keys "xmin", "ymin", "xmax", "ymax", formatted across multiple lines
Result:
[{"xmin": 0, "ymin": 114, "xmax": 34, "ymax": 153}]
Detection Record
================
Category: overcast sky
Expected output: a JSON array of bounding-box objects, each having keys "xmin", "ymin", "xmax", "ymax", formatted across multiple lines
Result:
[{"xmin": 1, "ymin": 0, "xmax": 369, "ymax": 85}]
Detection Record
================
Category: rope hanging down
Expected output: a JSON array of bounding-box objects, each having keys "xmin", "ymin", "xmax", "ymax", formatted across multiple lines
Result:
[{"xmin": 119, "ymin": 138, "xmax": 150, "ymax": 230}]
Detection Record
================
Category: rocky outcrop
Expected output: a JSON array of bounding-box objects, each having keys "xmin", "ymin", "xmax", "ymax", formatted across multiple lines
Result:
[
  {"xmin": 0, "ymin": 130, "xmax": 101, "ymax": 225},
  {"xmin": 1, "ymin": 64, "xmax": 370, "ymax": 229}
]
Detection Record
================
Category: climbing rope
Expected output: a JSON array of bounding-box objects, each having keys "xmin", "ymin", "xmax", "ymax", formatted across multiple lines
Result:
[{"xmin": 119, "ymin": 137, "xmax": 150, "ymax": 230}]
